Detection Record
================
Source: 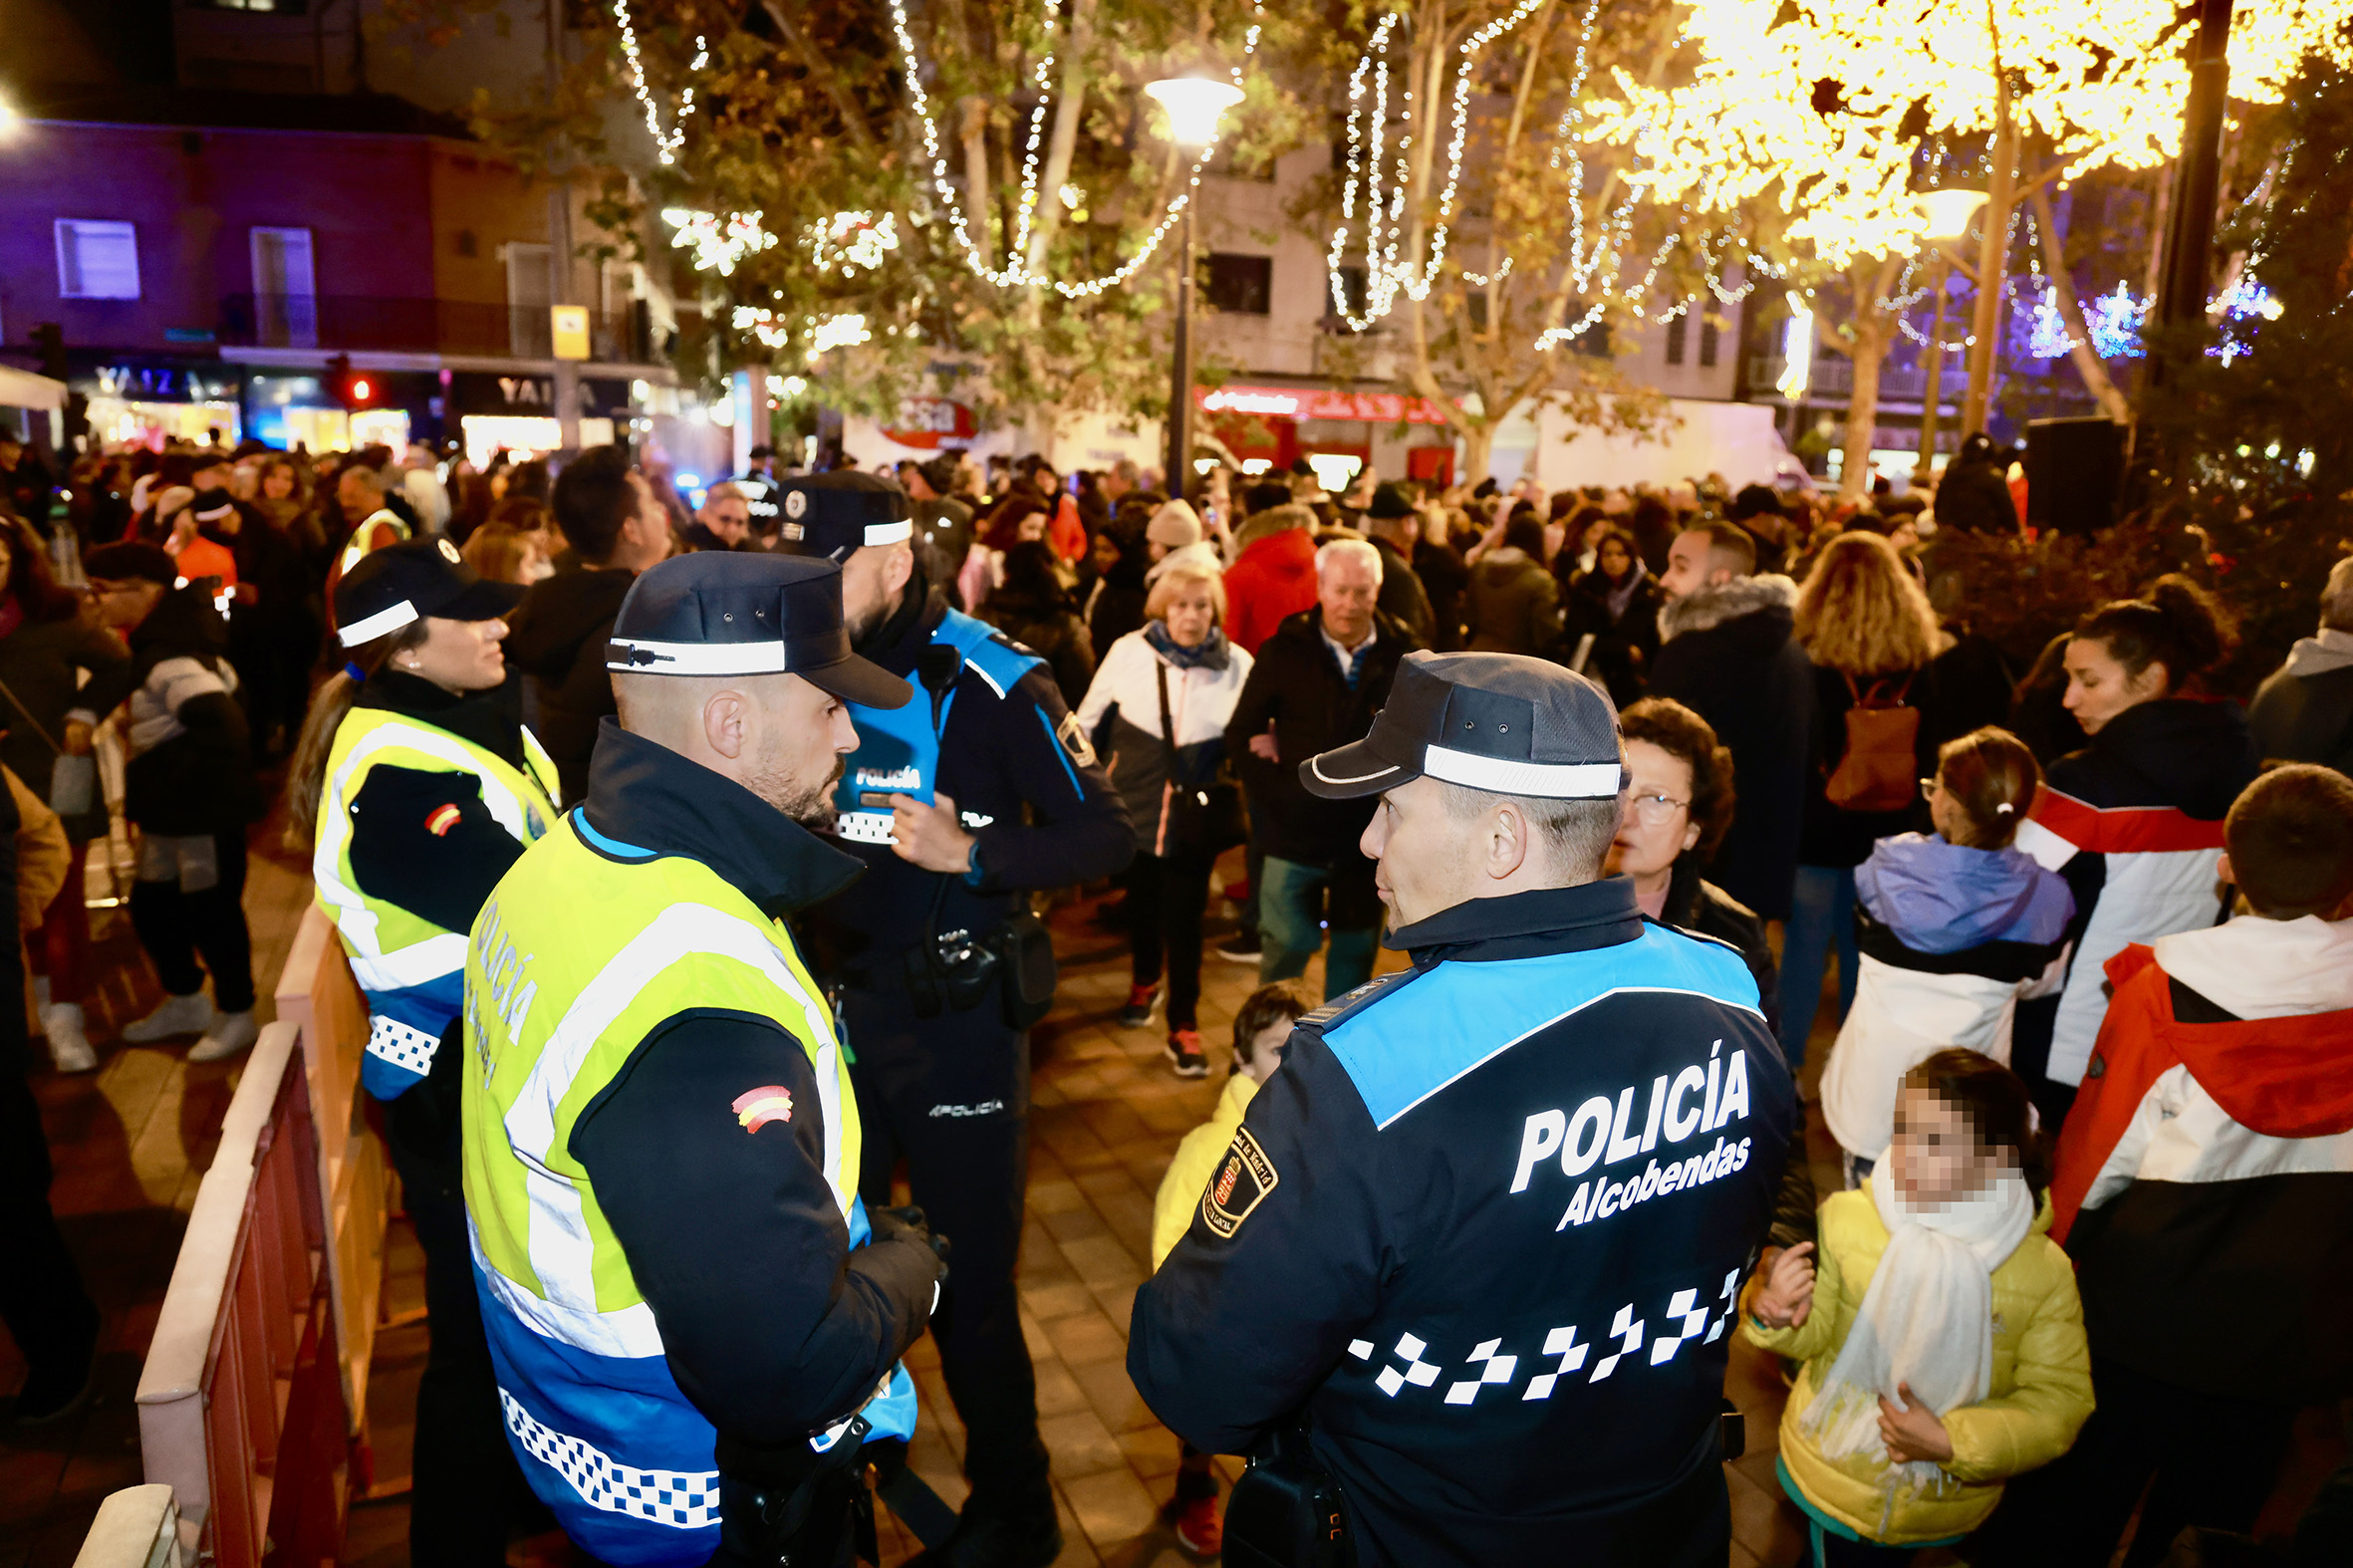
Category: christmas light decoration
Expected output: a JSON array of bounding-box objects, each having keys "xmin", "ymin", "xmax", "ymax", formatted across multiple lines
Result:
[
  {"xmin": 2085, "ymin": 283, "xmax": 2149, "ymax": 359},
  {"xmin": 810, "ymin": 211, "xmax": 900, "ymax": 277},
  {"xmin": 663, "ymin": 209, "xmax": 778, "ymax": 276},
  {"xmin": 809, "ymin": 313, "xmax": 872, "ymax": 356},
  {"xmin": 881, "ymin": 0, "xmax": 1266, "ymax": 295},
  {"xmin": 613, "ymin": 0, "xmax": 704, "ymax": 166},
  {"xmin": 1776, "ymin": 295, "xmax": 1814, "ymax": 398}
]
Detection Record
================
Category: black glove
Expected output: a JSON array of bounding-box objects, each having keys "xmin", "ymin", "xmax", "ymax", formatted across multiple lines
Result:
[{"xmin": 870, "ymin": 1204, "xmax": 951, "ymax": 1284}]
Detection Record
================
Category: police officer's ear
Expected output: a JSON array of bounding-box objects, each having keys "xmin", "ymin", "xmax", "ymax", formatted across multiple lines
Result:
[
  {"xmin": 1480, "ymin": 797, "xmax": 1540, "ymax": 883},
  {"xmin": 699, "ymin": 685, "xmax": 754, "ymax": 762},
  {"xmin": 880, "ymin": 540, "xmax": 915, "ymax": 599}
]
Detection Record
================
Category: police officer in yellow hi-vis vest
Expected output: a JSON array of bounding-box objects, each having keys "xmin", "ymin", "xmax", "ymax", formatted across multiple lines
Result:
[
  {"xmin": 462, "ymin": 550, "xmax": 947, "ymax": 1568},
  {"xmin": 291, "ymin": 536, "xmax": 559, "ymax": 1563}
]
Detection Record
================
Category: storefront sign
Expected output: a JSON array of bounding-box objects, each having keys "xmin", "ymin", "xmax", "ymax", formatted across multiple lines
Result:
[
  {"xmin": 91, "ymin": 364, "xmax": 240, "ymax": 404},
  {"xmin": 881, "ymin": 396, "xmax": 978, "ymax": 449},
  {"xmin": 1197, "ymin": 384, "xmax": 1445, "ymax": 425}
]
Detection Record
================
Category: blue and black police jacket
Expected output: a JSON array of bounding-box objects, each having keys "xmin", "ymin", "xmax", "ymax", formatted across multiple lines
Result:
[
  {"xmin": 814, "ymin": 578, "xmax": 1132, "ymax": 973},
  {"xmin": 1129, "ymin": 877, "xmax": 1796, "ymax": 1567}
]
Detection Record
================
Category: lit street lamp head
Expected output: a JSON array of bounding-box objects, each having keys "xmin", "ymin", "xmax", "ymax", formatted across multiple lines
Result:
[
  {"xmin": 1917, "ymin": 188, "xmax": 1989, "ymax": 243},
  {"xmin": 1147, "ymin": 77, "xmax": 1244, "ymax": 149}
]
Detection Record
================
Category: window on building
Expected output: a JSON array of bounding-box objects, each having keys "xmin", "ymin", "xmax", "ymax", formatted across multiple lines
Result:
[
  {"xmin": 56, "ymin": 220, "xmax": 140, "ymax": 300},
  {"xmin": 250, "ymin": 227, "xmax": 317, "ymax": 349},
  {"xmin": 1666, "ymin": 314, "xmax": 1689, "ymax": 366},
  {"xmin": 1699, "ymin": 317, "xmax": 1721, "ymax": 368},
  {"xmin": 504, "ymin": 241, "xmax": 554, "ymax": 357},
  {"xmin": 1200, "ymin": 253, "xmax": 1273, "ymax": 315}
]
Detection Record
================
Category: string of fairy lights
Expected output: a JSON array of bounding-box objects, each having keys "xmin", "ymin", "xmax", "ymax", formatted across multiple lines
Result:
[{"xmin": 613, "ymin": 0, "xmax": 704, "ymax": 167}]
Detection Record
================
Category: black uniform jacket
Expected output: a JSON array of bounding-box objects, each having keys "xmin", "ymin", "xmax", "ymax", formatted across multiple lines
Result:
[{"xmin": 1128, "ymin": 878, "xmax": 1795, "ymax": 1566}]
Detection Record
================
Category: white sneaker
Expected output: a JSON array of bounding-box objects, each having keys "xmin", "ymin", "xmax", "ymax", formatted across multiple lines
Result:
[
  {"xmin": 189, "ymin": 1009, "xmax": 258, "ymax": 1063},
  {"xmin": 123, "ymin": 991, "xmax": 216, "ymax": 1043},
  {"xmin": 43, "ymin": 1003, "xmax": 96, "ymax": 1074}
]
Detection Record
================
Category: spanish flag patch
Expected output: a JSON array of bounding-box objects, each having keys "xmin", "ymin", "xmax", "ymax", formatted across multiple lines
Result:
[
  {"xmin": 732, "ymin": 1085, "xmax": 794, "ymax": 1133},
  {"xmin": 424, "ymin": 804, "xmax": 462, "ymax": 837}
]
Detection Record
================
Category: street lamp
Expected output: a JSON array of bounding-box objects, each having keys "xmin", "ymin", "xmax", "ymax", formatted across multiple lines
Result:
[
  {"xmin": 1149, "ymin": 76, "xmax": 1243, "ymax": 499},
  {"xmin": 1912, "ymin": 187, "xmax": 1987, "ymax": 481}
]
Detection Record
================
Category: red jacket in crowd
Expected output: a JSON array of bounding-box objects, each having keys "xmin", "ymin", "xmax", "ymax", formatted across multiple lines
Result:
[{"xmin": 1222, "ymin": 509, "xmax": 1319, "ymax": 656}]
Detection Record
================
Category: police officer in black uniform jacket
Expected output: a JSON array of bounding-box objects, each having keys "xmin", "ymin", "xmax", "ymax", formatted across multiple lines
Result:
[
  {"xmin": 779, "ymin": 472, "xmax": 1133, "ymax": 1567},
  {"xmin": 1129, "ymin": 653, "xmax": 1795, "ymax": 1567}
]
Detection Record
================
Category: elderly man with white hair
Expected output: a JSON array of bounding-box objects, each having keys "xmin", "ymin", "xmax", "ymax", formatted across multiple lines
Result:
[{"xmin": 1222, "ymin": 534, "xmax": 1422, "ymax": 999}]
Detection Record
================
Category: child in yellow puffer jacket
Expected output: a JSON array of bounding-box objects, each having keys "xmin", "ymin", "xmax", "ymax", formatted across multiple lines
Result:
[
  {"xmin": 1743, "ymin": 1048, "xmax": 2093, "ymax": 1564},
  {"xmin": 1147, "ymin": 981, "xmax": 1310, "ymax": 1556}
]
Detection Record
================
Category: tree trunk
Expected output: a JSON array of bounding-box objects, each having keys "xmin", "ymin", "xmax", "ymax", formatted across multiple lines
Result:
[
  {"xmin": 1457, "ymin": 420, "xmax": 1495, "ymax": 489},
  {"xmin": 1837, "ymin": 258, "xmax": 1903, "ymax": 502},
  {"xmin": 960, "ymin": 98, "xmax": 994, "ymax": 260},
  {"xmin": 2028, "ymin": 180, "xmax": 2132, "ymax": 423},
  {"xmin": 1961, "ymin": 106, "xmax": 2017, "ymax": 435},
  {"xmin": 1021, "ymin": 0, "xmax": 1094, "ymax": 281}
]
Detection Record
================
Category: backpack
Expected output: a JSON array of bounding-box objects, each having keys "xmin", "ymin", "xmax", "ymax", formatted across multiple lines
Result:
[{"xmin": 1825, "ymin": 671, "xmax": 1920, "ymax": 812}]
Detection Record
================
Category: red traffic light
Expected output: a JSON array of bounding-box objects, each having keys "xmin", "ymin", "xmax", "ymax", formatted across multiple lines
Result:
[{"xmin": 351, "ymin": 377, "xmax": 374, "ymax": 401}]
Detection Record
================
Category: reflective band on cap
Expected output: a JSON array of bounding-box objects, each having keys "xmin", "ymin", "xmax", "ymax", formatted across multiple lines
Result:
[
  {"xmin": 1310, "ymin": 753, "xmax": 1403, "ymax": 787},
  {"xmin": 865, "ymin": 520, "xmax": 914, "ymax": 547},
  {"xmin": 339, "ymin": 598, "xmax": 419, "ymax": 648},
  {"xmin": 1422, "ymin": 744, "xmax": 1622, "ymax": 798},
  {"xmin": 606, "ymin": 637, "xmax": 788, "ymax": 675}
]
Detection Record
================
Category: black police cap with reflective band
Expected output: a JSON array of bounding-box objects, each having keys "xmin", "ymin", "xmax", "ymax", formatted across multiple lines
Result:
[
  {"xmin": 1300, "ymin": 651, "xmax": 1625, "ymax": 800},
  {"xmin": 604, "ymin": 551, "xmax": 911, "ymax": 709},
  {"xmin": 769, "ymin": 471, "xmax": 915, "ymax": 562},
  {"xmin": 335, "ymin": 536, "xmax": 523, "ymax": 649}
]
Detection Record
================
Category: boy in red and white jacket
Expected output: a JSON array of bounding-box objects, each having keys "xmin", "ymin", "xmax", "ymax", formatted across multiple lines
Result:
[{"xmin": 1992, "ymin": 764, "xmax": 2353, "ymax": 1568}]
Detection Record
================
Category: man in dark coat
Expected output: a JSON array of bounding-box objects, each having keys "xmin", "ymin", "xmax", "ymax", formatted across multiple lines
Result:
[
  {"xmin": 1363, "ymin": 482, "xmax": 1436, "ymax": 650},
  {"xmin": 1646, "ymin": 522, "xmax": 1812, "ymax": 921},
  {"xmin": 502, "ymin": 446, "xmax": 674, "ymax": 804},
  {"xmin": 1222, "ymin": 538, "xmax": 1414, "ymax": 1000},
  {"xmin": 2248, "ymin": 556, "xmax": 2353, "ymax": 773}
]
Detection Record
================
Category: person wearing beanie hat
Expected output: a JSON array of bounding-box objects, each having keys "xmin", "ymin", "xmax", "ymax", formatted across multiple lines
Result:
[
  {"xmin": 1146, "ymin": 498, "xmax": 1203, "ymax": 551},
  {"xmin": 82, "ymin": 538, "xmax": 266, "ymax": 1066}
]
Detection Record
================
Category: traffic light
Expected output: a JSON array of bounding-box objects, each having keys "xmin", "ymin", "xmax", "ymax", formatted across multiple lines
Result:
[
  {"xmin": 29, "ymin": 323, "xmax": 66, "ymax": 381},
  {"xmin": 327, "ymin": 354, "xmax": 376, "ymax": 409}
]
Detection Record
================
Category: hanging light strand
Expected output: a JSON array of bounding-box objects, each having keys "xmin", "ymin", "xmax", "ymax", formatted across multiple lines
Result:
[{"xmin": 613, "ymin": 0, "xmax": 704, "ymax": 166}]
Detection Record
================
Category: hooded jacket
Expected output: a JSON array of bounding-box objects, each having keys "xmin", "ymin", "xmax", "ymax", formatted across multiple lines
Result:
[
  {"xmin": 1221, "ymin": 504, "xmax": 1321, "ymax": 655},
  {"xmin": 1649, "ymin": 575, "xmax": 1814, "ymax": 920},
  {"xmin": 1742, "ymin": 1181, "xmax": 2092, "ymax": 1545},
  {"xmin": 2011, "ymin": 697, "xmax": 2260, "ymax": 1086},
  {"xmin": 2050, "ymin": 919, "xmax": 2353, "ymax": 1403},
  {"xmin": 2247, "ymin": 627, "xmax": 2353, "ymax": 774},
  {"xmin": 502, "ymin": 562, "xmax": 637, "ymax": 806},
  {"xmin": 119, "ymin": 583, "xmax": 263, "ymax": 835},
  {"xmin": 1463, "ymin": 547, "xmax": 1562, "ymax": 656},
  {"xmin": 1822, "ymin": 835, "xmax": 2074, "ymax": 1162}
]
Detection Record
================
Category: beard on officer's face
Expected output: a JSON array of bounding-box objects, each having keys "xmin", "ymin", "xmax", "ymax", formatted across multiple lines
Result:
[{"xmin": 750, "ymin": 746, "xmax": 847, "ymax": 825}]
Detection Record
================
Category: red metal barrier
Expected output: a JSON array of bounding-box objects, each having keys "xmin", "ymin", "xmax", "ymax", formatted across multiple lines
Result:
[{"xmin": 134, "ymin": 1024, "xmax": 349, "ymax": 1567}]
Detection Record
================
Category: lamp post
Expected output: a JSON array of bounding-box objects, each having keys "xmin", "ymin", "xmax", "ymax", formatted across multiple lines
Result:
[
  {"xmin": 1148, "ymin": 76, "xmax": 1242, "ymax": 499},
  {"xmin": 1912, "ymin": 188, "xmax": 1987, "ymax": 483}
]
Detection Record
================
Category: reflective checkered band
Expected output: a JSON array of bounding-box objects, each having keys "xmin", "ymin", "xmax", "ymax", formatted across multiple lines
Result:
[
  {"xmin": 366, "ymin": 1014, "xmax": 439, "ymax": 1077},
  {"xmin": 500, "ymin": 1390, "xmax": 721, "ymax": 1530},
  {"xmin": 834, "ymin": 809, "xmax": 896, "ymax": 847}
]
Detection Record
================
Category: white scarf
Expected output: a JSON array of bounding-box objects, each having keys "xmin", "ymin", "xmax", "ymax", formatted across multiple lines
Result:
[{"xmin": 1800, "ymin": 1158, "xmax": 2033, "ymax": 1520}]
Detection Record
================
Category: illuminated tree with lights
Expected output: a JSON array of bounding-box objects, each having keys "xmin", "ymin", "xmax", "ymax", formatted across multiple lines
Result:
[
  {"xmin": 1317, "ymin": 0, "xmax": 1764, "ymax": 484},
  {"xmin": 1611, "ymin": 0, "xmax": 2353, "ymax": 488},
  {"xmin": 396, "ymin": 0, "xmax": 1316, "ymax": 441}
]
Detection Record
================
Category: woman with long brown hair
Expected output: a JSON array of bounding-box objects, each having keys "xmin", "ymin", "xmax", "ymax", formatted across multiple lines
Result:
[{"xmin": 1778, "ymin": 531, "xmax": 2010, "ymax": 1073}]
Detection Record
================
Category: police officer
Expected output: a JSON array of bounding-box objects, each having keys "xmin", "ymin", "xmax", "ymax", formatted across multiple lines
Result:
[
  {"xmin": 1129, "ymin": 652, "xmax": 1795, "ymax": 1567},
  {"xmin": 462, "ymin": 552, "xmax": 946, "ymax": 1568},
  {"xmin": 777, "ymin": 471, "xmax": 1133, "ymax": 1567},
  {"xmin": 296, "ymin": 538, "xmax": 557, "ymax": 1563}
]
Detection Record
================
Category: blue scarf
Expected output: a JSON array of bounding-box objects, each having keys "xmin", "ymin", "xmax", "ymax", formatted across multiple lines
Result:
[{"xmin": 1144, "ymin": 620, "xmax": 1230, "ymax": 670}]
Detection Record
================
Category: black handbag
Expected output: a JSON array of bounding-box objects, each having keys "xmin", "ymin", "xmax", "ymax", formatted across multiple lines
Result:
[
  {"xmin": 1221, "ymin": 1421, "xmax": 1353, "ymax": 1568},
  {"xmin": 1154, "ymin": 659, "xmax": 1245, "ymax": 856}
]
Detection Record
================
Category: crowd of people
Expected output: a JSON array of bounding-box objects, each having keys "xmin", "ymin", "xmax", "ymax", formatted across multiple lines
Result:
[{"xmin": 0, "ymin": 413, "xmax": 2346, "ymax": 1568}]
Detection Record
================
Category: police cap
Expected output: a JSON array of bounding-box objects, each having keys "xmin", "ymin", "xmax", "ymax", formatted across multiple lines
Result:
[
  {"xmin": 770, "ymin": 471, "xmax": 915, "ymax": 562},
  {"xmin": 335, "ymin": 536, "xmax": 523, "ymax": 649},
  {"xmin": 1301, "ymin": 651, "xmax": 1623, "ymax": 800},
  {"xmin": 605, "ymin": 552, "xmax": 912, "ymax": 708}
]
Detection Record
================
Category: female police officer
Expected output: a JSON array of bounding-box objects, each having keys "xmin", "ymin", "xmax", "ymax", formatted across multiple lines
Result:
[
  {"xmin": 1130, "ymin": 652, "xmax": 1796, "ymax": 1567},
  {"xmin": 289, "ymin": 536, "xmax": 558, "ymax": 1563}
]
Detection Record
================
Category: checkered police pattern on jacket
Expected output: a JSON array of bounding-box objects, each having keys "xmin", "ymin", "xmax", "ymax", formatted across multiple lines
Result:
[{"xmin": 501, "ymin": 1391, "xmax": 722, "ymax": 1530}]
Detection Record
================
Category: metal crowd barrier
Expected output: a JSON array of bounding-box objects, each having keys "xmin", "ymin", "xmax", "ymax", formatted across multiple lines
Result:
[{"xmin": 132, "ymin": 1021, "xmax": 348, "ymax": 1567}]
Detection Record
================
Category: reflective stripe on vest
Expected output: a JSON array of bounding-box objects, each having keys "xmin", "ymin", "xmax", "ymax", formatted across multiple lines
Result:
[
  {"xmin": 312, "ymin": 708, "xmax": 557, "ymax": 1094},
  {"xmin": 461, "ymin": 816, "xmax": 863, "ymax": 1554},
  {"xmin": 338, "ymin": 507, "xmax": 410, "ymax": 575}
]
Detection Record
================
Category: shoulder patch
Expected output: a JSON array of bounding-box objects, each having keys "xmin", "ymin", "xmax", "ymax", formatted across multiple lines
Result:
[
  {"xmin": 732, "ymin": 1085, "xmax": 794, "ymax": 1133},
  {"xmin": 1055, "ymin": 710, "xmax": 1098, "ymax": 768},
  {"xmin": 932, "ymin": 608, "xmax": 1046, "ymax": 698},
  {"xmin": 1200, "ymin": 1126, "xmax": 1279, "ymax": 1237},
  {"xmin": 1300, "ymin": 965, "xmax": 1426, "ymax": 1032}
]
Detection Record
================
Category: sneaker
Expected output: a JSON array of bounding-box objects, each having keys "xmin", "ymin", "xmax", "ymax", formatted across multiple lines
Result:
[
  {"xmin": 1118, "ymin": 984, "xmax": 1161, "ymax": 1029},
  {"xmin": 1167, "ymin": 1030, "xmax": 1208, "ymax": 1078},
  {"xmin": 188, "ymin": 1009, "xmax": 258, "ymax": 1063},
  {"xmin": 43, "ymin": 1003, "xmax": 96, "ymax": 1074},
  {"xmin": 122, "ymin": 991, "xmax": 214, "ymax": 1043},
  {"xmin": 1172, "ymin": 1492, "xmax": 1221, "ymax": 1555},
  {"xmin": 1212, "ymin": 935, "xmax": 1261, "ymax": 964}
]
